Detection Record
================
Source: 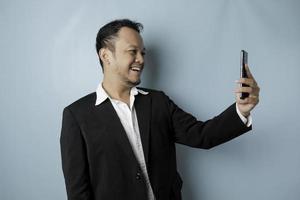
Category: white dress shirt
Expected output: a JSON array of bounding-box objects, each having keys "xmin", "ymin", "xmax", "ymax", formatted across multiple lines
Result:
[
  {"xmin": 95, "ymin": 83, "xmax": 252, "ymax": 200},
  {"xmin": 236, "ymin": 103, "xmax": 252, "ymax": 127}
]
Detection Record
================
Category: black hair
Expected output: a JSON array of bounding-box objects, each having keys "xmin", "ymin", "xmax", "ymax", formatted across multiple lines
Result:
[{"xmin": 95, "ymin": 19, "xmax": 144, "ymax": 69}]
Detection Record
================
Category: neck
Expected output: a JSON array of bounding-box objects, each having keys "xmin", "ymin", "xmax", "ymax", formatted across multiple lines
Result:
[{"xmin": 102, "ymin": 76, "xmax": 132, "ymax": 102}]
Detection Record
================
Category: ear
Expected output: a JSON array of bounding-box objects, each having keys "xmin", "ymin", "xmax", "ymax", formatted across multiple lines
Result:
[{"xmin": 99, "ymin": 48, "xmax": 110, "ymax": 65}]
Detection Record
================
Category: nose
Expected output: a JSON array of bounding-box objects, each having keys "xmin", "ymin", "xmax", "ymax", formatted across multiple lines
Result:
[{"xmin": 135, "ymin": 52, "xmax": 144, "ymax": 65}]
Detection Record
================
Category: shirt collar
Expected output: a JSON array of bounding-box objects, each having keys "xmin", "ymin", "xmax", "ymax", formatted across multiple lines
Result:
[{"xmin": 95, "ymin": 83, "xmax": 149, "ymax": 106}]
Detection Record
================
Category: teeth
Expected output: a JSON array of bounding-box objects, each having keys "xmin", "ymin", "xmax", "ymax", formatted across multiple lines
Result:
[{"xmin": 131, "ymin": 67, "xmax": 141, "ymax": 71}]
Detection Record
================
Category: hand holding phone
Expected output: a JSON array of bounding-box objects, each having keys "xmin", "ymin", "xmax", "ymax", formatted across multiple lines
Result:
[{"xmin": 236, "ymin": 50, "xmax": 260, "ymax": 116}]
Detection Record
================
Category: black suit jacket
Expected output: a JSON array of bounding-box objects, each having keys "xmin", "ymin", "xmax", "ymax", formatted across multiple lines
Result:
[{"xmin": 60, "ymin": 88, "xmax": 251, "ymax": 200}]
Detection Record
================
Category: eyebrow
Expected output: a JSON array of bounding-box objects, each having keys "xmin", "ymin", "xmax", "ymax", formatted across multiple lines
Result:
[{"xmin": 127, "ymin": 45, "xmax": 146, "ymax": 51}]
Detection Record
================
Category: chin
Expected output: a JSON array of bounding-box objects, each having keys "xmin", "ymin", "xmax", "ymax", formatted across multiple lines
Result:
[{"xmin": 127, "ymin": 79, "xmax": 141, "ymax": 87}]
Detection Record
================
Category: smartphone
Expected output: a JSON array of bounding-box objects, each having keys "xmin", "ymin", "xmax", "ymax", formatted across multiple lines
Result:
[{"xmin": 240, "ymin": 50, "xmax": 249, "ymax": 99}]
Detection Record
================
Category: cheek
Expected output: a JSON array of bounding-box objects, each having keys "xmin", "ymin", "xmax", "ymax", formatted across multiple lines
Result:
[
  {"xmin": 113, "ymin": 52, "xmax": 135, "ymax": 68},
  {"xmin": 121, "ymin": 55, "xmax": 136, "ymax": 67}
]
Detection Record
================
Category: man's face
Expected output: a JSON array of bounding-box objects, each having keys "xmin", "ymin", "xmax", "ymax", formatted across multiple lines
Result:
[{"xmin": 105, "ymin": 27, "xmax": 146, "ymax": 87}]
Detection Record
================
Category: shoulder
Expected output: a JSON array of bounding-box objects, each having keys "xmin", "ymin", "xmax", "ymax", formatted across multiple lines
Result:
[
  {"xmin": 136, "ymin": 87, "xmax": 172, "ymax": 107},
  {"xmin": 64, "ymin": 92, "xmax": 96, "ymax": 114}
]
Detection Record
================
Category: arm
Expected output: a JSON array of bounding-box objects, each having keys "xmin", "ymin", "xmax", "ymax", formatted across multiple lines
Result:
[
  {"xmin": 60, "ymin": 107, "xmax": 93, "ymax": 200},
  {"xmin": 168, "ymin": 65, "xmax": 259, "ymax": 149},
  {"xmin": 165, "ymin": 95, "xmax": 251, "ymax": 149}
]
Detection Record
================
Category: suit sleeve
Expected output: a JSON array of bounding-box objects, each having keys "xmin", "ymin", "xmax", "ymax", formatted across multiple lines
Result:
[
  {"xmin": 60, "ymin": 107, "xmax": 94, "ymax": 200},
  {"xmin": 163, "ymin": 93, "xmax": 252, "ymax": 149}
]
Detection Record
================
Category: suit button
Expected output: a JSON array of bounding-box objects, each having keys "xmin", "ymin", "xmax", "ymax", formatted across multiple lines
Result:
[{"xmin": 136, "ymin": 172, "xmax": 141, "ymax": 180}]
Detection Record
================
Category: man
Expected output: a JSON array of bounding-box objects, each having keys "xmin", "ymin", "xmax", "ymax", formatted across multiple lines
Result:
[{"xmin": 60, "ymin": 19, "xmax": 260, "ymax": 200}]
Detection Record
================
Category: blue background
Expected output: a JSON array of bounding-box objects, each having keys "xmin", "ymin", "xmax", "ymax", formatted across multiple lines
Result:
[{"xmin": 1, "ymin": 0, "xmax": 299, "ymax": 199}]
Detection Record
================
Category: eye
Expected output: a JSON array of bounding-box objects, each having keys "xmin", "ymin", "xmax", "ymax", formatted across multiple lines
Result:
[{"xmin": 129, "ymin": 49, "xmax": 137, "ymax": 55}]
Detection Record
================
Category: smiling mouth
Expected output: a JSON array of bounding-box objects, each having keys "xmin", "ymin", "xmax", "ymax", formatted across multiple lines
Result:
[{"xmin": 130, "ymin": 66, "xmax": 142, "ymax": 73}]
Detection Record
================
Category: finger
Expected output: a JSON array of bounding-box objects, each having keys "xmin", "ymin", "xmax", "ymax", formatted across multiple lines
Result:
[
  {"xmin": 235, "ymin": 89, "xmax": 260, "ymax": 104},
  {"xmin": 235, "ymin": 86, "xmax": 260, "ymax": 98},
  {"xmin": 249, "ymin": 94, "xmax": 259, "ymax": 100},
  {"xmin": 236, "ymin": 97, "xmax": 249, "ymax": 104},
  {"xmin": 236, "ymin": 78, "xmax": 257, "ymax": 88},
  {"xmin": 247, "ymin": 96, "xmax": 259, "ymax": 104},
  {"xmin": 236, "ymin": 96, "xmax": 259, "ymax": 105},
  {"xmin": 251, "ymin": 86, "xmax": 260, "ymax": 96},
  {"xmin": 235, "ymin": 86, "xmax": 253, "ymax": 94}
]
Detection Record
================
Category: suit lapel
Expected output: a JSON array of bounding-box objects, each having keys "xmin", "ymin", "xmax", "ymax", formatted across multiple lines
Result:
[
  {"xmin": 134, "ymin": 93, "xmax": 151, "ymax": 168},
  {"xmin": 94, "ymin": 93, "xmax": 152, "ymax": 169},
  {"xmin": 95, "ymin": 99, "xmax": 138, "ymax": 165}
]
